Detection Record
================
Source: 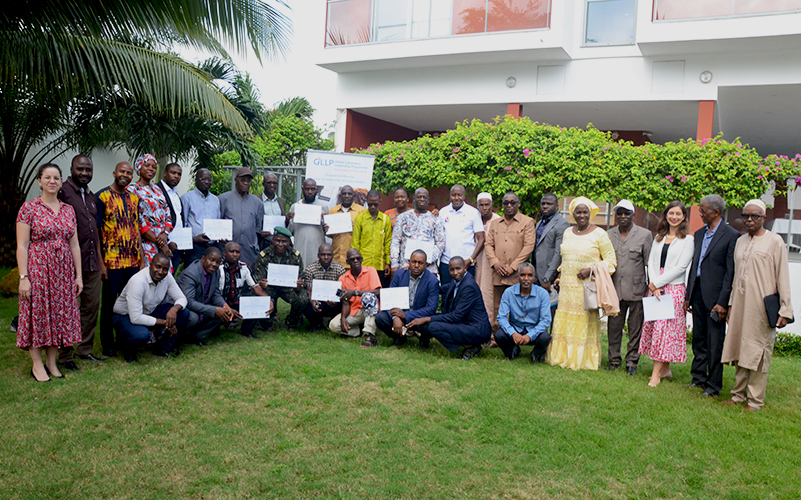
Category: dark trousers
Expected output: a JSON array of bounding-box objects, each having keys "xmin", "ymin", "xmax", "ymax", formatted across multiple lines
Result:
[
  {"xmin": 418, "ymin": 322, "xmax": 490, "ymax": 352},
  {"xmin": 494, "ymin": 327, "xmax": 551, "ymax": 360},
  {"xmin": 228, "ymin": 303, "xmax": 258, "ymax": 336},
  {"xmin": 376, "ymin": 311, "xmax": 402, "ymax": 339},
  {"xmin": 266, "ymin": 286, "xmax": 309, "ymax": 326},
  {"xmin": 607, "ymin": 299, "xmax": 645, "ymax": 367},
  {"xmin": 439, "ymin": 262, "xmax": 475, "ymax": 285},
  {"xmin": 690, "ymin": 279, "xmax": 727, "ymax": 393},
  {"xmin": 112, "ymin": 304, "xmax": 189, "ymax": 360},
  {"xmin": 171, "ymin": 250, "xmax": 182, "ymax": 272},
  {"xmin": 59, "ymin": 269, "xmax": 102, "ymax": 362},
  {"xmin": 185, "ymin": 311, "xmax": 223, "ymax": 342},
  {"xmin": 99, "ymin": 267, "xmax": 139, "ymax": 353},
  {"xmin": 304, "ymin": 300, "xmax": 341, "ymax": 328}
]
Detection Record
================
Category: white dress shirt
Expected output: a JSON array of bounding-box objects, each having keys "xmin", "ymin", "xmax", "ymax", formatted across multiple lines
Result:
[
  {"xmin": 438, "ymin": 202, "xmax": 484, "ymax": 264},
  {"xmin": 113, "ymin": 268, "xmax": 188, "ymax": 326}
]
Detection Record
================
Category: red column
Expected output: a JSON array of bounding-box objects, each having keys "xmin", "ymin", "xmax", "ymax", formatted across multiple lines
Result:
[
  {"xmin": 507, "ymin": 103, "xmax": 522, "ymax": 118},
  {"xmin": 690, "ymin": 101, "xmax": 717, "ymax": 232}
]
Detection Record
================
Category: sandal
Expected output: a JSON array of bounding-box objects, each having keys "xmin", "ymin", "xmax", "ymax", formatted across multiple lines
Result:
[{"xmin": 360, "ymin": 335, "xmax": 378, "ymax": 348}]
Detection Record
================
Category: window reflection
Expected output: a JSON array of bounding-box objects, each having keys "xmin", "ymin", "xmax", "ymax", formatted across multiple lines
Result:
[
  {"xmin": 585, "ymin": 0, "xmax": 636, "ymax": 45},
  {"xmin": 653, "ymin": 0, "xmax": 801, "ymax": 21}
]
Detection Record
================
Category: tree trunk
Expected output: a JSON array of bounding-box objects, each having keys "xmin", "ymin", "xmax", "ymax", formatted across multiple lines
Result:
[{"xmin": 0, "ymin": 184, "xmax": 25, "ymax": 266}]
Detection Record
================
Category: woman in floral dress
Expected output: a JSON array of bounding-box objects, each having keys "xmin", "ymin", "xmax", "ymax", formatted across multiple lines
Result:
[
  {"xmin": 546, "ymin": 197, "xmax": 617, "ymax": 370},
  {"xmin": 127, "ymin": 154, "xmax": 174, "ymax": 269},
  {"xmin": 640, "ymin": 201, "xmax": 695, "ymax": 386},
  {"xmin": 16, "ymin": 164, "xmax": 83, "ymax": 382}
]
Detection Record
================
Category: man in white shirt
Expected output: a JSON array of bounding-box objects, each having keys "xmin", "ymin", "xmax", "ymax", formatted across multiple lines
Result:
[
  {"xmin": 113, "ymin": 253, "xmax": 190, "ymax": 362},
  {"xmin": 438, "ymin": 184, "xmax": 485, "ymax": 285}
]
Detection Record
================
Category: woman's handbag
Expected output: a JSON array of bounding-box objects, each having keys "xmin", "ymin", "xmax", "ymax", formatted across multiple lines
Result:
[{"xmin": 583, "ymin": 265, "xmax": 598, "ymax": 311}]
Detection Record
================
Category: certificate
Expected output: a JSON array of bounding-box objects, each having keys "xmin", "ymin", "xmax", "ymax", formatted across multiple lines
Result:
[
  {"xmin": 404, "ymin": 239, "xmax": 435, "ymax": 261},
  {"xmin": 263, "ymin": 215, "xmax": 287, "ymax": 233},
  {"xmin": 239, "ymin": 296, "xmax": 272, "ymax": 319},
  {"xmin": 266, "ymin": 264, "xmax": 299, "ymax": 288},
  {"xmin": 324, "ymin": 213, "xmax": 353, "ymax": 235},
  {"xmin": 168, "ymin": 227, "xmax": 193, "ymax": 250},
  {"xmin": 311, "ymin": 279, "xmax": 342, "ymax": 301},
  {"xmin": 203, "ymin": 219, "xmax": 233, "ymax": 241},
  {"xmin": 643, "ymin": 294, "xmax": 676, "ymax": 322},
  {"xmin": 293, "ymin": 203, "xmax": 322, "ymax": 225},
  {"xmin": 380, "ymin": 287, "xmax": 410, "ymax": 311}
]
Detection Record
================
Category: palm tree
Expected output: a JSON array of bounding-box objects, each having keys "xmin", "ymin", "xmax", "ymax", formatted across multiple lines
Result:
[{"xmin": 0, "ymin": 0, "xmax": 292, "ymax": 263}]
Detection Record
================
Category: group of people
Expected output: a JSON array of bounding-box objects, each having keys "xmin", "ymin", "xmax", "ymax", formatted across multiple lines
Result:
[{"xmin": 15, "ymin": 157, "xmax": 794, "ymax": 410}]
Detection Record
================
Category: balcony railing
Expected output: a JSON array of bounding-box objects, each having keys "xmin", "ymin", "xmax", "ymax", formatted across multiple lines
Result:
[
  {"xmin": 326, "ymin": 0, "xmax": 551, "ymax": 47},
  {"xmin": 653, "ymin": 0, "xmax": 801, "ymax": 21}
]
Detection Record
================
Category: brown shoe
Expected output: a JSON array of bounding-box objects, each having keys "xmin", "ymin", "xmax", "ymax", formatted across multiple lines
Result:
[
  {"xmin": 721, "ymin": 399, "xmax": 740, "ymax": 405},
  {"xmin": 360, "ymin": 335, "xmax": 378, "ymax": 348},
  {"xmin": 743, "ymin": 405, "xmax": 760, "ymax": 411}
]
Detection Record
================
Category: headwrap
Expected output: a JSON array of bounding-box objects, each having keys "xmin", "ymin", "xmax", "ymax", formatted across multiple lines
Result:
[
  {"xmin": 477, "ymin": 192, "xmax": 492, "ymax": 202},
  {"xmin": 744, "ymin": 199, "xmax": 767, "ymax": 214},
  {"xmin": 134, "ymin": 154, "xmax": 157, "ymax": 173},
  {"xmin": 569, "ymin": 197, "xmax": 599, "ymax": 219}
]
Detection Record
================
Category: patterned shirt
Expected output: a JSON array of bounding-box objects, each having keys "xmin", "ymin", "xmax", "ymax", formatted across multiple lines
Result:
[
  {"xmin": 253, "ymin": 245, "xmax": 305, "ymax": 282},
  {"xmin": 302, "ymin": 260, "xmax": 347, "ymax": 289},
  {"xmin": 390, "ymin": 210, "xmax": 446, "ymax": 275},
  {"xmin": 218, "ymin": 260, "xmax": 257, "ymax": 307},
  {"xmin": 96, "ymin": 187, "xmax": 142, "ymax": 270}
]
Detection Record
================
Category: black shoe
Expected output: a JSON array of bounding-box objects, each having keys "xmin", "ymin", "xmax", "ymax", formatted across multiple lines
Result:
[
  {"xmin": 626, "ymin": 366, "xmax": 637, "ymax": 376},
  {"xmin": 460, "ymin": 345, "xmax": 482, "ymax": 361},
  {"xmin": 701, "ymin": 388, "xmax": 720, "ymax": 397},
  {"xmin": 171, "ymin": 347, "xmax": 181, "ymax": 356},
  {"xmin": 152, "ymin": 349, "xmax": 173, "ymax": 358},
  {"xmin": 419, "ymin": 338, "xmax": 431, "ymax": 350},
  {"xmin": 76, "ymin": 353, "xmax": 106, "ymax": 362},
  {"xmin": 687, "ymin": 381, "xmax": 704, "ymax": 388},
  {"xmin": 507, "ymin": 345, "xmax": 520, "ymax": 361},
  {"xmin": 60, "ymin": 361, "xmax": 79, "ymax": 371},
  {"xmin": 285, "ymin": 320, "xmax": 301, "ymax": 330},
  {"xmin": 392, "ymin": 337, "xmax": 407, "ymax": 347},
  {"xmin": 102, "ymin": 348, "xmax": 116, "ymax": 357},
  {"xmin": 307, "ymin": 323, "xmax": 322, "ymax": 332},
  {"xmin": 44, "ymin": 366, "xmax": 64, "ymax": 379},
  {"xmin": 605, "ymin": 364, "xmax": 620, "ymax": 371},
  {"xmin": 530, "ymin": 352, "xmax": 545, "ymax": 364}
]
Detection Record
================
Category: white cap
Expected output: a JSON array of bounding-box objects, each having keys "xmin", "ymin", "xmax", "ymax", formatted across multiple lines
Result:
[
  {"xmin": 613, "ymin": 199, "xmax": 635, "ymax": 213},
  {"xmin": 477, "ymin": 192, "xmax": 492, "ymax": 202}
]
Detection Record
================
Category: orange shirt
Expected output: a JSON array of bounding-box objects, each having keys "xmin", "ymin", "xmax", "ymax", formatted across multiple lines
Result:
[{"xmin": 338, "ymin": 265, "xmax": 382, "ymax": 314}]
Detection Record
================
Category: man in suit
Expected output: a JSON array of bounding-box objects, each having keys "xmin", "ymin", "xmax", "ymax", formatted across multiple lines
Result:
[
  {"xmin": 375, "ymin": 249, "xmax": 440, "ymax": 348},
  {"xmin": 158, "ymin": 162, "xmax": 184, "ymax": 271},
  {"xmin": 407, "ymin": 257, "xmax": 492, "ymax": 360},
  {"xmin": 532, "ymin": 193, "xmax": 571, "ymax": 324},
  {"xmin": 684, "ymin": 194, "xmax": 739, "ymax": 397},
  {"xmin": 606, "ymin": 200, "xmax": 653, "ymax": 375},
  {"xmin": 177, "ymin": 246, "xmax": 237, "ymax": 345}
]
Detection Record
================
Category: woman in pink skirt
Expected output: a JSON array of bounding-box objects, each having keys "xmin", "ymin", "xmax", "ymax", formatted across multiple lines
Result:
[
  {"xmin": 640, "ymin": 201, "xmax": 695, "ymax": 387},
  {"xmin": 16, "ymin": 164, "xmax": 83, "ymax": 382}
]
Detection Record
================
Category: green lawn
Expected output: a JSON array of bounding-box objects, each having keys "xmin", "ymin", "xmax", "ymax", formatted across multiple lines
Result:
[{"xmin": 1, "ymin": 294, "xmax": 799, "ymax": 500}]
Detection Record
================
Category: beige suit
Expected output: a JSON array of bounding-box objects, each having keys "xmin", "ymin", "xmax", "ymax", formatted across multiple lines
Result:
[
  {"xmin": 329, "ymin": 204, "xmax": 367, "ymax": 268},
  {"xmin": 485, "ymin": 213, "xmax": 536, "ymax": 326}
]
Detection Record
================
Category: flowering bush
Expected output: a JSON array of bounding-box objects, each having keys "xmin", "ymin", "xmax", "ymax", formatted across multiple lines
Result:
[{"xmin": 359, "ymin": 116, "xmax": 801, "ymax": 215}]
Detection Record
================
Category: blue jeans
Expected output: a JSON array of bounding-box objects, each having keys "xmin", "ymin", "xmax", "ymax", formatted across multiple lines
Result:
[{"xmin": 113, "ymin": 303, "xmax": 190, "ymax": 360}]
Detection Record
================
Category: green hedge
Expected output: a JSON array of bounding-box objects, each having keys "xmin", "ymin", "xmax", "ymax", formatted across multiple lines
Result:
[
  {"xmin": 775, "ymin": 332, "xmax": 801, "ymax": 357},
  {"xmin": 359, "ymin": 116, "xmax": 801, "ymax": 215}
]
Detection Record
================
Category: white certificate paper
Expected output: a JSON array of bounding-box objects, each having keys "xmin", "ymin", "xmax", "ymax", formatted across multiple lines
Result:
[
  {"xmin": 239, "ymin": 296, "xmax": 272, "ymax": 319},
  {"xmin": 203, "ymin": 219, "xmax": 233, "ymax": 241},
  {"xmin": 324, "ymin": 213, "xmax": 353, "ymax": 235},
  {"xmin": 404, "ymin": 239, "xmax": 435, "ymax": 261},
  {"xmin": 380, "ymin": 287, "xmax": 410, "ymax": 311},
  {"xmin": 263, "ymin": 215, "xmax": 287, "ymax": 233},
  {"xmin": 643, "ymin": 294, "xmax": 676, "ymax": 322},
  {"xmin": 311, "ymin": 279, "xmax": 342, "ymax": 301},
  {"xmin": 293, "ymin": 204, "xmax": 323, "ymax": 225},
  {"xmin": 266, "ymin": 264, "xmax": 300, "ymax": 288},
  {"xmin": 168, "ymin": 227, "xmax": 193, "ymax": 250}
]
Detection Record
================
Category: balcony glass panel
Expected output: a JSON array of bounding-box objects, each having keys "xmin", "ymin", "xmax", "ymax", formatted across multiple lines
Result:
[
  {"xmin": 487, "ymin": 0, "xmax": 550, "ymax": 32},
  {"xmin": 453, "ymin": 0, "xmax": 487, "ymax": 34},
  {"xmin": 585, "ymin": 0, "xmax": 636, "ymax": 45},
  {"xmin": 326, "ymin": 0, "xmax": 373, "ymax": 46},
  {"xmin": 653, "ymin": 0, "xmax": 801, "ymax": 21}
]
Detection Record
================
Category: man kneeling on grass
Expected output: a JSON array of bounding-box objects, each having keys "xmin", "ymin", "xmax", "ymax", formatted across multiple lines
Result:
[
  {"xmin": 219, "ymin": 242, "xmax": 272, "ymax": 338},
  {"xmin": 177, "ymin": 246, "xmax": 236, "ymax": 346},
  {"xmin": 329, "ymin": 248, "xmax": 381, "ymax": 347},
  {"xmin": 112, "ymin": 253, "xmax": 190, "ymax": 362},
  {"xmin": 495, "ymin": 263, "xmax": 552, "ymax": 363},
  {"xmin": 406, "ymin": 257, "xmax": 492, "ymax": 360}
]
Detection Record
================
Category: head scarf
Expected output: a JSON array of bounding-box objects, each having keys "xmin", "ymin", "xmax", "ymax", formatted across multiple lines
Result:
[
  {"xmin": 569, "ymin": 197, "xmax": 599, "ymax": 219},
  {"xmin": 477, "ymin": 192, "xmax": 492, "ymax": 202},
  {"xmin": 134, "ymin": 154, "xmax": 157, "ymax": 173},
  {"xmin": 744, "ymin": 199, "xmax": 767, "ymax": 215}
]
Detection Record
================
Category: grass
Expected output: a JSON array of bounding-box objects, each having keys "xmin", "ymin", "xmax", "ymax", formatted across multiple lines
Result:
[{"xmin": 1, "ymin": 293, "xmax": 800, "ymax": 499}]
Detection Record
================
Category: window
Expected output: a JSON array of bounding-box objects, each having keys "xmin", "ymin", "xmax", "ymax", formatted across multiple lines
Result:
[
  {"xmin": 585, "ymin": 0, "xmax": 636, "ymax": 46},
  {"xmin": 653, "ymin": 0, "xmax": 801, "ymax": 21}
]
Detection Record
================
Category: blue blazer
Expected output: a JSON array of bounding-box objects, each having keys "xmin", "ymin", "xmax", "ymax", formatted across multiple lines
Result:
[
  {"xmin": 431, "ymin": 272, "xmax": 491, "ymax": 337},
  {"xmin": 389, "ymin": 268, "xmax": 440, "ymax": 322}
]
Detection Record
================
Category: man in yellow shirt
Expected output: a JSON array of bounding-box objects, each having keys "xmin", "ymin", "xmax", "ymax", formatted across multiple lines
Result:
[
  {"xmin": 352, "ymin": 190, "xmax": 393, "ymax": 287},
  {"xmin": 328, "ymin": 185, "xmax": 366, "ymax": 268}
]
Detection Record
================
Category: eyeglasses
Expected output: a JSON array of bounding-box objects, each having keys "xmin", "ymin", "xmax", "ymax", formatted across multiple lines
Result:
[
  {"xmin": 367, "ymin": 202, "xmax": 380, "ymax": 207},
  {"xmin": 741, "ymin": 213, "xmax": 764, "ymax": 220},
  {"xmin": 501, "ymin": 200, "xmax": 519, "ymax": 206}
]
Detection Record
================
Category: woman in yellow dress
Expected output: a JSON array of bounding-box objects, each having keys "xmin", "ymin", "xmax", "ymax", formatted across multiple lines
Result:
[{"xmin": 546, "ymin": 197, "xmax": 617, "ymax": 370}]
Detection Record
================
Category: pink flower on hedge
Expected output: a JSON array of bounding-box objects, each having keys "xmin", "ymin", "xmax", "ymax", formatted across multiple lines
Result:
[
  {"xmin": 505, "ymin": 167, "xmax": 512, "ymax": 170},
  {"xmin": 681, "ymin": 175, "xmax": 688, "ymax": 182},
  {"xmin": 758, "ymin": 175, "xmax": 764, "ymax": 179},
  {"xmin": 366, "ymin": 149, "xmax": 372, "ymax": 152},
  {"xmin": 453, "ymin": 148, "xmax": 460, "ymax": 152},
  {"xmin": 665, "ymin": 175, "xmax": 674, "ymax": 182},
  {"xmin": 524, "ymin": 150, "xmax": 531, "ymax": 158}
]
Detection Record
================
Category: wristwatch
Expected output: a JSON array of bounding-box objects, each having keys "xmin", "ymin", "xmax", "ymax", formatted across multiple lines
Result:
[{"xmin": 19, "ymin": 275, "xmax": 28, "ymax": 281}]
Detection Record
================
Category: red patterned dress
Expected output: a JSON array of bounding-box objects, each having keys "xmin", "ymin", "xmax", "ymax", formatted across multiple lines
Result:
[
  {"xmin": 16, "ymin": 198, "xmax": 81, "ymax": 349},
  {"xmin": 126, "ymin": 182, "xmax": 173, "ymax": 269}
]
